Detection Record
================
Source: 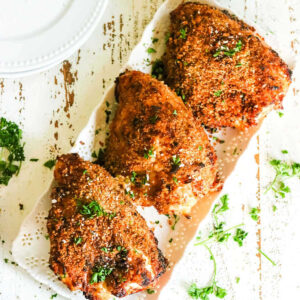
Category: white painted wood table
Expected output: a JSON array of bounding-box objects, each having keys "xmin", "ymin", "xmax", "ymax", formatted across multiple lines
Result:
[{"xmin": 0, "ymin": 1, "xmax": 300, "ymax": 299}]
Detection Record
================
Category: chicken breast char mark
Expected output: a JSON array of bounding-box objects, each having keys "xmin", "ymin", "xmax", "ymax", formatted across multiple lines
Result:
[
  {"xmin": 163, "ymin": 2, "xmax": 292, "ymax": 130},
  {"xmin": 47, "ymin": 154, "xmax": 167, "ymax": 300},
  {"xmin": 105, "ymin": 70, "xmax": 220, "ymax": 216}
]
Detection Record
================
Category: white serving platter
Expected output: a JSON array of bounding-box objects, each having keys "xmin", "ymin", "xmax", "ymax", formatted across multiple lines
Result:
[{"xmin": 0, "ymin": 0, "xmax": 108, "ymax": 77}]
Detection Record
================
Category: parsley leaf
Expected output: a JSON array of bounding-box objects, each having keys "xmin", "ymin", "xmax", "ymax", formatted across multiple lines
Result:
[
  {"xmin": 212, "ymin": 194, "xmax": 229, "ymax": 215},
  {"xmin": 151, "ymin": 37, "xmax": 159, "ymax": 44},
  {"xmin": 146, "ymin": 289, "xmax": 155, "ymax": 294},
  {"xmin": 171, "ymin": 214, "xmax": 180, "ymax": 230},
  {"xmin": 74, "ymin": 237, "xmax": 82, "ymax": 245},
  {"xmin": 147, "ymin": 47, "xmax": 156, "ymax": 54},
  {"xmin": 44, "ymin": 159, "xmax": 56, "ymax": 170},
  {"xmin": 265, "ymin": 159, "xmax": 300, "ymax": 198},
  {"xmin": 165, "ymin": 32, "xmax": 171, "ymax": 43},
  {"xmin": 278, "ymin": 111, "xmax": 284, "ymax": 117},
  {"xmin": 149, "ymin": 114, "xmax": 159, "ymax": 124},
  {"xmin": 249, "ymin": 207, "xmax": 260, "ymax": 222},
  {"xmin": 214, "ymin": 90, "xmax": 223, "ymax": 97},
  {"xmin": 151, "ymin": 59, "xmax": 164, "ymax": 80},
  {"xmin": 179, "ymin": 28, "xmax": 187, "ymax": 39},
  {"xmin": 130, "ymin": 171, "xmax": 137, "ymax": 183},
  {"xmin": 188, "ymin": 245, "xmax": 227, "ymax": 300},
  {"xmin": 172, "ymin": 155, "xmax": 181, "ymax": 166},
  {"xmin": 233, "ymin": 228, "xmax": 248, "ymax": 247},
  {"xmin": 144, "ymin": 147, "xmax": 155, "ymax": 159}
]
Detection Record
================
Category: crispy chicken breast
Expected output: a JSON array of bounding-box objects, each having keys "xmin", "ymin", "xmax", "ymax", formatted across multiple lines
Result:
[
  {"xmin": 47, "ymin": 154, "xmax": 167, "ymax": 300},
  {"xmin": 163, "ymin": 2, "xmax": 292, "ymax": 130},
  {"xmin": 104, "ymin": 70, "xmax": 219, "ymax": 216}
]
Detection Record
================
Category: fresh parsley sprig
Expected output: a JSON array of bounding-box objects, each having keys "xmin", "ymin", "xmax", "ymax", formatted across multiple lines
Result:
[
  {"xmin": 188, "ymin": 245, "xmax": 227, "ymax": 300},
  {"xmin": 265, "ymin": 159, "xmax": 300, "ymax": 198},
  {"xmin": 0, "ymin": 117, "xmax": 25, "ymax": 185}
]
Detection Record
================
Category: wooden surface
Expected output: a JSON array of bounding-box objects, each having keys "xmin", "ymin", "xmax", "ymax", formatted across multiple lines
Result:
[{"xmin": 0, "ymin": 0, "xmax": 300, "ymax": 299}]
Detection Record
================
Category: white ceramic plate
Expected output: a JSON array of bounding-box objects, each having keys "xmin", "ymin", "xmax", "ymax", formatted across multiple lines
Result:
[{"xmin": 0, "ymin": 0, "xmax": 108, "ymax": 77}]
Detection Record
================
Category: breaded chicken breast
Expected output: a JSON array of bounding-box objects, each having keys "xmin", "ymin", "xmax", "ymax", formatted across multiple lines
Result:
[
  {"xmin": 163, "ymin": 2, "xmax": 292, "ymax": 130},
  {"xmin": 104, "ymin": 70, "xmax": 219, "ymax": 216},
  {"xmin": 47, "ymin": 154, "xmax": 167, "ymax": 300}
]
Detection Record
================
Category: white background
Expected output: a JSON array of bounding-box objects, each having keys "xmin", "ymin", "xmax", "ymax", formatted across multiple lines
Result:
[{"xmin": 0, "ymin": 0, "xmax": 300, "ymax": 299}]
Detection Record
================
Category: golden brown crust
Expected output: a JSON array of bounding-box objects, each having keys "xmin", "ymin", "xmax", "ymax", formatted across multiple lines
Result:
[
  {"xmin": 47, "ymin": 154, "xmax": 167, "ymax": 300},
  {"xmin": 105, "ymin": 70, "xmax": 219, "ymax": 216},
  {"xmin": 163, "ymin": 2, "xmax": 292, "ymax": 130}
]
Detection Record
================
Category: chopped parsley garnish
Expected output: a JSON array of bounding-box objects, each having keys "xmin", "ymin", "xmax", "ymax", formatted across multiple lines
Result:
[
  {"xmin": 233, "ymin": 228, "xmax": 248, "ymax": 247},
  {"xmin": 236, "ymin": 277, "xmax": 240, "ymax": 284},
  {"xmin": 278, "ymin": 111, "xmax": 284, "ymax": 117},
  {"xmin": 151, "ymin": 37, "xmax": 159, "ymax": 44},
  {"xmin": 173, "ymin": 176, "xmax": 178, "ymax": 185},
  {"xmin": 272, "ymin": 205, "xmax": 277, "ymax": 212},
  {"xmin": 125, "ymin": 189, "xmax": 135, "ymax": 199},
  {"xmin": 130, "ymin": 171, "xmax": 137, "ymax": 183},
  {"xmin": 101, "ymin": 247, "xmax": 109, "ymax": 253},
  {"xmin": 214, "ymin": 90, "xmax": 223, "ymax": 97},
  {"xmin": 194, "ymin": 190, "xmax": 248, "ymax": 293},
  {"xmin": 95, "ymin": 128, "xmax": 101, "ymax": 135},
  {"xmin": 235, "ymin": 62, "xmax": 243, "ymax": 67},
  {"xmin": 173, "ymin": 110, "xmax": 178, "ymax": 115},
  {"xmin": 116, "ymin": 245, "xmax": 127, "ymax": 253},
  {"xmin": 149, "ymin": 114, "xmax": 159, "ymax": 124},
  {"xmin": 90, "ymin": 266, "xmax": 113, "ymax": 284},
  {"xmin": 30, "ymin": 158, "xmax": 39, "ymax": 162},
  {"xmin": 151, "ymin": 59, "xmax": 164, "ymax": 80},
  {"xmin": 249, "ymin": 207, "xmax": 260, "ymax": 222},
  {"xmin": 44, "ymin": 159, "xmax": 56, "ymax": 170},
  {"xmin": 92, "ymin": 148, "xmax": 105, "ymax": 166},
  {"xmin": 281, "ymin": 150, "xmax": 288, "ymax": 154},
  {"xmin": 74, "ymin": 237, "xmax": 82, "ymax": 245},
  {"xmin": 165, "ymin": 32, "xmax": 171, "ymax": 43},
  {"xmin": 83, "ymin": 169, "xmax": 88, "ymax": 175},
  {"xmin": 172, "ymin": 155, "xmax": 181, "ymax": 166},
  {"xmin": 265, "ymin": 159, "xmax": 300, "ymax": 198},
  {"xmin": 212, "ymin": 194, "xmax": 229, "ymax": 216},
  {"xmin": 147, "ymin": 289, "xmax": 155, "ymax": 294},
  {"xmin": 195, "ymin": 195, "xmax": 244, "ymax": 246},
  {"xmin": 188, "ymin": 245, "xmax": 227, "ymax": 299},
  {"xmin": 77, "ymin": 200, "xmax": 115, "ymax": 219},
  {"xmin": 171, "ymin": 155, "xmax": 181, "ymax": 173},
  {"xmin": 179, "ymin": 28, "xmax": 187, "ymax": 39},
  {"xmin": 50, "ymin": 294, "xmax": 57, "ymax": 299},
  {"xmin": 258, "ymin": 249, "xmax": 276, "ymax": 266},
  {"xmin": 198, "ymin": 146, "xmax": 203, "ymax": 151},
  {"xmin": 141, "ymin": 174, "xmax": 149, "ymax": 185},
  {"xmin": 147, "ymin": 47, "xmax": 156, "ymax": 54},
  {"xmin": 169, "ymin": 238, "xmax": 173, "ymax": 243},
  {"xmin": 213, "ymin": 40, "xmax": 243, "ymax": 58},
  {"xmin": 144, "ymin": 147, "xmax": 155, "ymax": 159},
  {"xmin": 0, "ymin": 117, "xmax": 25, "ymax": 185},
  {"xmin": 171, "ymin": 214, "xmax": 180, "ymax": 230}
]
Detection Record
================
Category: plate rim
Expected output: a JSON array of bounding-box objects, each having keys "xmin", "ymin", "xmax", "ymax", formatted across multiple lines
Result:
[{"xmin": 0, "ymin": 0, "xmax": 108, "ymax": 74}]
